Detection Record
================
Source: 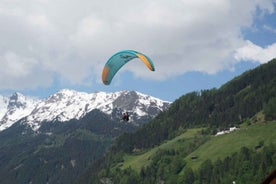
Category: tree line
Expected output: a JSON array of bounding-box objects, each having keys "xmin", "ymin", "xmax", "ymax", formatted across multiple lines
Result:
[
  {"xmin": 96, "ymin": 144, "xmax": 276, "ymax": 184},
  {"xmin": 78, "ymin": 59, "xmax": 276, "ymax": 183},
  {"xmin": 112, "ymin": 59, "xmax": 276, "ymax": 153}
]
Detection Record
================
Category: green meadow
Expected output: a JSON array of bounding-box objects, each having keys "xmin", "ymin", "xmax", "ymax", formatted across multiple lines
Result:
[{"xmin": 119, "ymin": 121, "xmax": 276, "ymax": 173}]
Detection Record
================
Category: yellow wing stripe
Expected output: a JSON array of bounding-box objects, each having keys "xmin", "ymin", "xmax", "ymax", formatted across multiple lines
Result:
[
  {"xmin": 136, "ymin": 53, "xmax": 154, "ymax": 71},
  {"xmin": 102, "ymin": 66, "xmax": 109, "ymax": 85}
]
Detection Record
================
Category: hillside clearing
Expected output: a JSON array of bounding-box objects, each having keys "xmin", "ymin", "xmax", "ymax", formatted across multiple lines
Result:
[
  {"xmin": 184, "ymin": 121, "xmax": 276, "ymax": 170},
  {"xmin": 120, "ymin": 128, "xmax": 203, "ymax": 172},
  {"xmin": 119, "ymin": 121, "xmax": 276, "ymax": 173}
]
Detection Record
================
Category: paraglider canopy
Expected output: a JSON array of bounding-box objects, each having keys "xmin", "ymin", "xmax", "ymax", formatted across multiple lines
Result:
[{"xmin": 102, "ymin": 50, "xmax": 155, "ymax": 85}]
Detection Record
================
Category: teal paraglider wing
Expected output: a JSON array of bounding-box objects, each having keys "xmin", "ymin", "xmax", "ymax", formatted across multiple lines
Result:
[{"xmin": 102, "ymin": 50, "xmax": 155, "ymax": 85}]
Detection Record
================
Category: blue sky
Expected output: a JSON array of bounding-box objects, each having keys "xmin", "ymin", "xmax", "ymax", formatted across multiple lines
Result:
[{"xmin": 0, "ymin": 0, "xmax": 275, "ymax": 102}]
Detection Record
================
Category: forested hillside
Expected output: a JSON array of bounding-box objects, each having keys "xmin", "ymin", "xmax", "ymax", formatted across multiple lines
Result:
[
  {"xmin": 79, "ymin": 59, "xmax": 276, "ymax": 184},
  {"xmin": 112, "ymin": 59, "xmax": 276, "ymax": 152},
  {"xmin": 0, "ymin": 110, "xmax": 136, "ymax": 184}
]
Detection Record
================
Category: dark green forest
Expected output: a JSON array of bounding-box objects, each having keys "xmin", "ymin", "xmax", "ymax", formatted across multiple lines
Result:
[
  {"xmin": 112, "ymin": 59, "xmax": 276, "ymax": 153},
  {"xmin": 94, "ymin": 144, "xmax": 275, "ymax": 184},
  {"xmin": 79, "ymin": 59, "xmax": 276, "ymax": 184},
  {"xmin": 0, "ymin": 110, "xmax": 137, "ymax": 184}
]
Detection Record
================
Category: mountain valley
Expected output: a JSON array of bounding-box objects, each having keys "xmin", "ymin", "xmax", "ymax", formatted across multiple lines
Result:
[
  {"xmin": 0, "ymin": 59, "xmax": 275, "ymax": 184},
  {"xmin": 0, "ymin": 90, "xmax": 170, "ymax": 183}
]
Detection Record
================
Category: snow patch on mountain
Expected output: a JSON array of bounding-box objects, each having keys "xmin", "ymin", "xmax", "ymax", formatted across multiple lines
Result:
[
  {"xmin": 0, "ymin": 90, "xmax": 170, "ymax": 132},
  {"xmin": 0, "ymin": 93, "xmax": 40, "ymax": 131},
  {"xmin": 0, "ymin": 95, "xmax": 9, "ymax": 119}
]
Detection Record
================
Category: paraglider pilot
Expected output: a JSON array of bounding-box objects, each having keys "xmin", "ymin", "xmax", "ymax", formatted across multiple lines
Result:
[{"xmin": 122, "ymin": 112, "xmax": 129, "ymax": 121}]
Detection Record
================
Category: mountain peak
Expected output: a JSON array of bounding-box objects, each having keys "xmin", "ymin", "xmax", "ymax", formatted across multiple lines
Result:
[
  {"xmin": 0, "ymin": 93, "xmax": 40, "ymax": 131},
  {"xmin": 0, "ymin": 90, "xmax": 171, "ymax": 132},
  {"xmin": 56, "ymin": 89, "xmax": 80, "ymax": 95},
  {"xmin": 8, "ymin": 92, "xmax": 27, "ymax": 109}
]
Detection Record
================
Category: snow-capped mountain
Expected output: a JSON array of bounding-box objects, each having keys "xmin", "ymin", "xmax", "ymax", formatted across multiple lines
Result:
[
  {"xmin": 0, "ymin": 93, "xmax": 40, "ymax": 131},
  {"xmin": 0, "ymin": 90, "xmax": 170, "ymax": 131}
]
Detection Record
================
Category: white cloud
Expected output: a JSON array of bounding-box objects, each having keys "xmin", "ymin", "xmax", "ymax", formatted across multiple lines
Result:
[
  {"xmin": 235, "ymin": 40, "xmax": 276, "ymax": 63},
  {"xmin": 0, "ymin": 51, "xmax": 52, "ymax": 89},
  {"xmin": 0, "ymin": 0, "xmax": 275, "ymax": 90},
  {"xmin": 28, "ymin": 14, "xmax": 54, "ymax": 31},
  {"xmin": 264, "ymin": 24, "xmax": 276, "ymax": 33},
  {"xmin": 0, "ymin": 51, "xmax": 37, "ymax": 77}
]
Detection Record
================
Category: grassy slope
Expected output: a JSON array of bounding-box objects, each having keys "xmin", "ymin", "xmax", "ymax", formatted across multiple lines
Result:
[
  {"xmin": 119, "ymin": 120, "xmax": 276, "ymax": 173},
  {"xmin": 120, "ymin": 128, "xmax": 204, "ymax": 172},
  {"xmin": 184, "ymin": 121, "xmax": 276, "ymax": 171}
]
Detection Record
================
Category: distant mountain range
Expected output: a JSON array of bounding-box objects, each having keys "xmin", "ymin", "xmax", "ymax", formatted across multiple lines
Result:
[
  {"xmin": 0, "ymin": 90, "xmax": 170, "ymax": 132},
  {"xmin": 2, "ymin": 58, "xmax": 274, "ymax": 184},
  {"xmin": 0, "ymin": 90, "xmax": 170, "ymax": 184}
]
